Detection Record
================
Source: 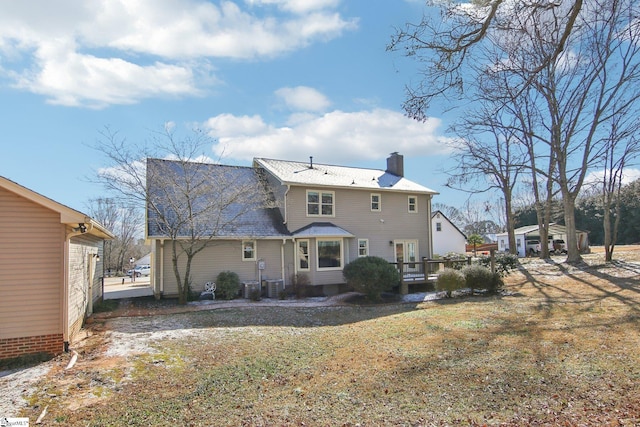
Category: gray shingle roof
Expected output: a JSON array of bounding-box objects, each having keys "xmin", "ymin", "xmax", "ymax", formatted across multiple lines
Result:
[
  {"xmin": 254, "ymin": 158, "xmax": 437, "ymax": 194},
  {"xmin": 291, "ymin": 222, "xmax": 354, "ymax": 238},
  {"xmin": 146, "ymin": 159, "xmax": 290, "ymax": 239}
]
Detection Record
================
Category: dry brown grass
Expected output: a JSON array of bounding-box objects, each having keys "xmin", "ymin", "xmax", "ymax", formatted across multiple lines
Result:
[{"xmin": 18, "ymin": 246, "xmax": 640, "ymax": 426}]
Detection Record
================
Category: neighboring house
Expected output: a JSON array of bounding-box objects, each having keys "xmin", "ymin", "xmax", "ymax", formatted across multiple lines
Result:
[
  {"xmin": 496, "ymin": 223, "xmax": 590, "ymax": 257},
  {"xmin": 147, "ymin": 153, "xmax": 438, "ymax": 296},
  {"xmin": 0, "ymin": 176, "xmax": 114, "ymax": 361},
  {"xmin": 431, "ymin": 210, "xmax": 467, "ymax": 256}
]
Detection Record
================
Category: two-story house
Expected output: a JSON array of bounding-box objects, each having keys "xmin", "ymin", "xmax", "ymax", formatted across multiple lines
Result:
[{"xmin": 147, "ymin": 153, "xmax": 437, "ymax": 297}]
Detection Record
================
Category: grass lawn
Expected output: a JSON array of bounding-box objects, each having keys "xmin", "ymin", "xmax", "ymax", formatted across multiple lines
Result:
[{"xmin": 18, "ymin": 248, "xmax": 640, "ymax": 426}]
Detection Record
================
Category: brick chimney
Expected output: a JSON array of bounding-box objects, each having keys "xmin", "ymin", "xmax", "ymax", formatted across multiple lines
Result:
[{"xmin": 386, "ymin": 152, "xmax": 404, "ymax": 177}]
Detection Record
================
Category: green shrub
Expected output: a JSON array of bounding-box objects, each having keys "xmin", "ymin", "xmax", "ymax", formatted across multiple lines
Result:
[
  {"xmin": 443, "ymin": 252, "xmax": 469, "ymax": 270},
  {"xmin": 486, "ymin": 273, "xmax": 504, "ymax": 294},
  {"xmin": 248, "ymin": 289, "xmax": 261, "ymax": 301},
  {"xmin": 462, "ymin": 265, "xmax": 498, "ymax": 293},
  {"xmin": 343, "ymin": 256, "xmax": 401, "ymax": 302},
  {"xmin": 476, "ymin": 252, "xmax": 519, "ymax": 277},
  {"xmin": 216, "ymin": 271, "xmax": 240, "ymax": 300},
  {"xmin": 435, "ymin": 268, "xmax": 466, "ymax": 297}
]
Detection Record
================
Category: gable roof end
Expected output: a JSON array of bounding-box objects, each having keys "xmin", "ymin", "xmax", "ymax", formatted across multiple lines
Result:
[{"xmin": 0, "ymin": 175, "xmax": 114, "ymax": 239}]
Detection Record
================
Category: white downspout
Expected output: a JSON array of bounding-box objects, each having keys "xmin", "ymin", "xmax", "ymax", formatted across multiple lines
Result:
[
  {"xmin": 427, "ymin": 195, "xmax": 434, "ymax": 258},
  {"xmin": 281, "ymin": 239, "xmax": 286, "ymax": 286},
  {"xmin": 160, "ymin": 240, "xmax": 165, "ymax": 296},
  {"xmin": 283, "ymin": 185, "xmax": 290, "ymax": 224}
]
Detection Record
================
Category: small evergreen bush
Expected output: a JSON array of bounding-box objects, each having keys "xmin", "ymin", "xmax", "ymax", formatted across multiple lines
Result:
[
  {"xmin": 216, "ymin": 271, "xmax": 240, "ymax": 300},
  {"xmin": 485, "ymin": 273, "xmax": 504, "ymax": 294},
  {"xmin": 435, "ymin": 268, "xmax": 466, "ymax": 297},
  {"xmin": 462, "ymin": 265, "xmax": 498, "ymax": 293},
  {"xmin": 476, "ymin": 252, "xmax": 519, "ymax": 277},
  {"xmin": 249, "ymin": 288, "xmax": 262, "ymax": 301},
  {"xmin": 343, "ymin": 256, "xmax": 400, "ymax": 301},
  {"xmin": 443, "ymin": 252, "xmax": 469, "ymax": 270}
]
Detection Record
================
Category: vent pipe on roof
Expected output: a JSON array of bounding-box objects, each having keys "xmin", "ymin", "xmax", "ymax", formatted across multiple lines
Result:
[
  {"xmin": 309, "ymin": 156, "xmax": 314, "ymax": 169},
  {"xmin": 386, "ymin": 152, "xmax": 404, "ymax": 177}
]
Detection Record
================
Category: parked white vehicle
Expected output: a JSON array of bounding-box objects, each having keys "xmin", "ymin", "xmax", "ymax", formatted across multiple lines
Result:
[
  {"xmin": 526, "ymin": 239, "xmax": 567, "ymax": 255},
  {"xmin": 127, "ymin": 264, "xmax": 151, "ymax": 277}
]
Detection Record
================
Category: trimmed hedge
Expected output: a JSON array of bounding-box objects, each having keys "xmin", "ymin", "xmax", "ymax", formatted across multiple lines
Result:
[
  {"xmin": 462, "ymin": 265, "xmax": 503, "ymax": 293},
  {"xmin": 343, "ymin": 256, "xmax": 401, "ymax": 301},
  {"xmin": 435, "ymin": 268, "xmax": 466, "ymax": 297},
  {"xmin": 216, "ymin": 271, "xmax": 240, "ymax": 300}
]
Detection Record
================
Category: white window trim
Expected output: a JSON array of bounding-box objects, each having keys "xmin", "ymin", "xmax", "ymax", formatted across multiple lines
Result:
[
  {"xmin": 316, "ymin": 238, "xmax": 343, "ymax": 271},
  {"xmin": 358, "ymin": 238, "xmax": 369, "ymax": 257},
  {"xmin": 408, "ymin": 195, "xmax": 418, "ymax": 213},
  {"xmin": 242, "ymin": 240, "xmax": 256, "ymax": 261},
  {"xmin": 297, "ymin": 239, "xmax": 310, "ymax": 271},
  {"xmin": 370, "ymin": 193, "xmax": 381, "ymax": 212},
  {"xmin": 306, "ymin": 189, "xmax": 336, "ymax": 217}
]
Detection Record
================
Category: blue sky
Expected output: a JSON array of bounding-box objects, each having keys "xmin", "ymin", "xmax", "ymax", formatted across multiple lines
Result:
[{"xmin": 0, "ymin": 0, "xmax": 466, "ymax": 214}]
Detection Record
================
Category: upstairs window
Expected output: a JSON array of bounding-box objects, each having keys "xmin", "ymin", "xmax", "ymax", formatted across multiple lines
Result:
[
  {"xmin": 436, "ymin": 222, "xmax": 442, "ymax": 232},
  {"xmin": 408, "ymin": 196, "xmax": 418, "ymax": 213},
  {"xmin": 307, "ymin": 190, "xmax": 334, "ymax": 217},
  {"xmin": 370, "ymin": 193, "xmax": 381, "ymax": 212}
]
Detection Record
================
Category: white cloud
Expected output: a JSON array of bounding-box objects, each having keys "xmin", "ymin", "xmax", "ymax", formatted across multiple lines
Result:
[
  {"xmin": 12, "ymin": 41, "xmax": 200, "ymax": 108},
  {"xmin": 0, "ymin": 0, "xmax": 357, "ymax": 107},
  {"xmin": 584, "ymin": 168, "xmax": 640, "ymax": 188},
  {"xmin": 275, "ymin": 86, "xmax": 331, "ymax": 112},
  {"xmin": 203, "ymin": 108, "xmax": 452, "ymax": 163},
  {"xmin": 245, "ymin": 0, "xmax": 341, "ymax": 14}
]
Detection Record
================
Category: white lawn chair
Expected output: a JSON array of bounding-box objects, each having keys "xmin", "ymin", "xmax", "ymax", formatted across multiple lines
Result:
[{"xmin": 203, "ymin": 281, "xmax": 216, "ymax": 300}]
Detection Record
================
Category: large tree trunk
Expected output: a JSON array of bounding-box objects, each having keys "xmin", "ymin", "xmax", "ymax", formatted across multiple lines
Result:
[
  {"xmin": 504, "ymin": 190, "xmax": 517, "ymax": 255},
  {"xmin": 603, "ymin": 205, "xmax": 613, "ymax": 262},
  {"xmin": 563, "ymin": 195, "xmax": 582, "ymax": 263}
]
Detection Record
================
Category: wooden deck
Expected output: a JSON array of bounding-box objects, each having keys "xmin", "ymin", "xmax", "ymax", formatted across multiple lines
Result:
[{"xmin": 392, "ymin": 257, "xmax": 473, "ymax": 294}]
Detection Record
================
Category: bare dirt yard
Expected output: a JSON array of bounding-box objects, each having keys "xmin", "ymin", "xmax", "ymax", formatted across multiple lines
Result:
[{"xmin": 2, "ymin": 246, "xmax": 640, "ymax": 426}]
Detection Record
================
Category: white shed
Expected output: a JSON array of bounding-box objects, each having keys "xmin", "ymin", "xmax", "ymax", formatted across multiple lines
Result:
[{"xmin": 496, "ymin": 223, "xmax": 589, "ymax": 257}]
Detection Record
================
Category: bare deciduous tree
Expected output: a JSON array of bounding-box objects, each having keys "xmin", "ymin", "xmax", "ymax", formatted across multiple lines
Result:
[
  {"xmin": 596, "ymin": 109, "xmax": 640, "ymax": 261},
  {"xmin": 86, "ymin": 198, "xmax": 144, "ymax": 274},
  {"xmin": 391, "ymin": 0, "xmax": 640, "ymax": 263},
  {"xmin": 94, "ymin": 126, "xmax": 274, "ymax": 304}
]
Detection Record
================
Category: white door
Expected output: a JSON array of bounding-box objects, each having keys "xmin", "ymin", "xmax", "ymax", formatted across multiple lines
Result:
[{"xmin": 395, "ymin": 240, "xmax": 418, "ymax": 272}]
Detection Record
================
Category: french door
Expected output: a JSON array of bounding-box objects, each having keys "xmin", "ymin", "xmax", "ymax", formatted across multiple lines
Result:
[{"xmin": 395, "ymin": 240, "xmax": 418, "ymax": 272}]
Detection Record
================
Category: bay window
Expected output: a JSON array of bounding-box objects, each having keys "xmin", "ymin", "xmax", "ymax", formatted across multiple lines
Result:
[{"xmin": 317, "ymin": 239, "xmax": 342, "ymax": 270}]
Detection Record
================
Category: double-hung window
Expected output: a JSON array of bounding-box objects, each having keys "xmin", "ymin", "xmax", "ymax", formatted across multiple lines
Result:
[
  {"xmin": 370, "ymin": 193, "xmax": 381, "ymax": 212},
  {"xmin": 242, "ymin": 240, "xmax": 256, "ymax": 261},
  {"xmin": 307, "ymin": 190, "xmax": 334, "ymax": 217},
  {"xmin": 297, "ymin": 240, "xmax": 310, "ymax": 270},
  {"xmin": 358, "ymin": 239, "xmax": 369, "ymax": 257},
  {"xmin": 408, "ymin": 196, "xmax": 418, "ymax": 213}
]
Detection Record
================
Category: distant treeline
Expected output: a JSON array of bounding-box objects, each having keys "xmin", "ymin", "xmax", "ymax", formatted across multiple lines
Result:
[{"xmin": 514, "ymin": 179, "xmax": 640, "ymax": 246}]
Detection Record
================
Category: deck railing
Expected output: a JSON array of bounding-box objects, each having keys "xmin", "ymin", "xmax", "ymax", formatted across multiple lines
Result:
[{"xmin": 390, "ymin": 257, "xmax": 473, "ymax": 294}]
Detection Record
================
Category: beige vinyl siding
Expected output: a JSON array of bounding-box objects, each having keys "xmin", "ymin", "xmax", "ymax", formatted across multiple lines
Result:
[
  {"xmin": 68, "ymin": 234, "xmax": 103, "ymax": 340},
  {"xmin": 286, "ymin": 186, "xmax": 431, "ymax": 263},
  {"xmin": 158, "ymin": 239, "xmax": 286, "ymax": 296},
  {"xmin": 0, "ymin": 186, "xmax": 63, "ymax": 340}
]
